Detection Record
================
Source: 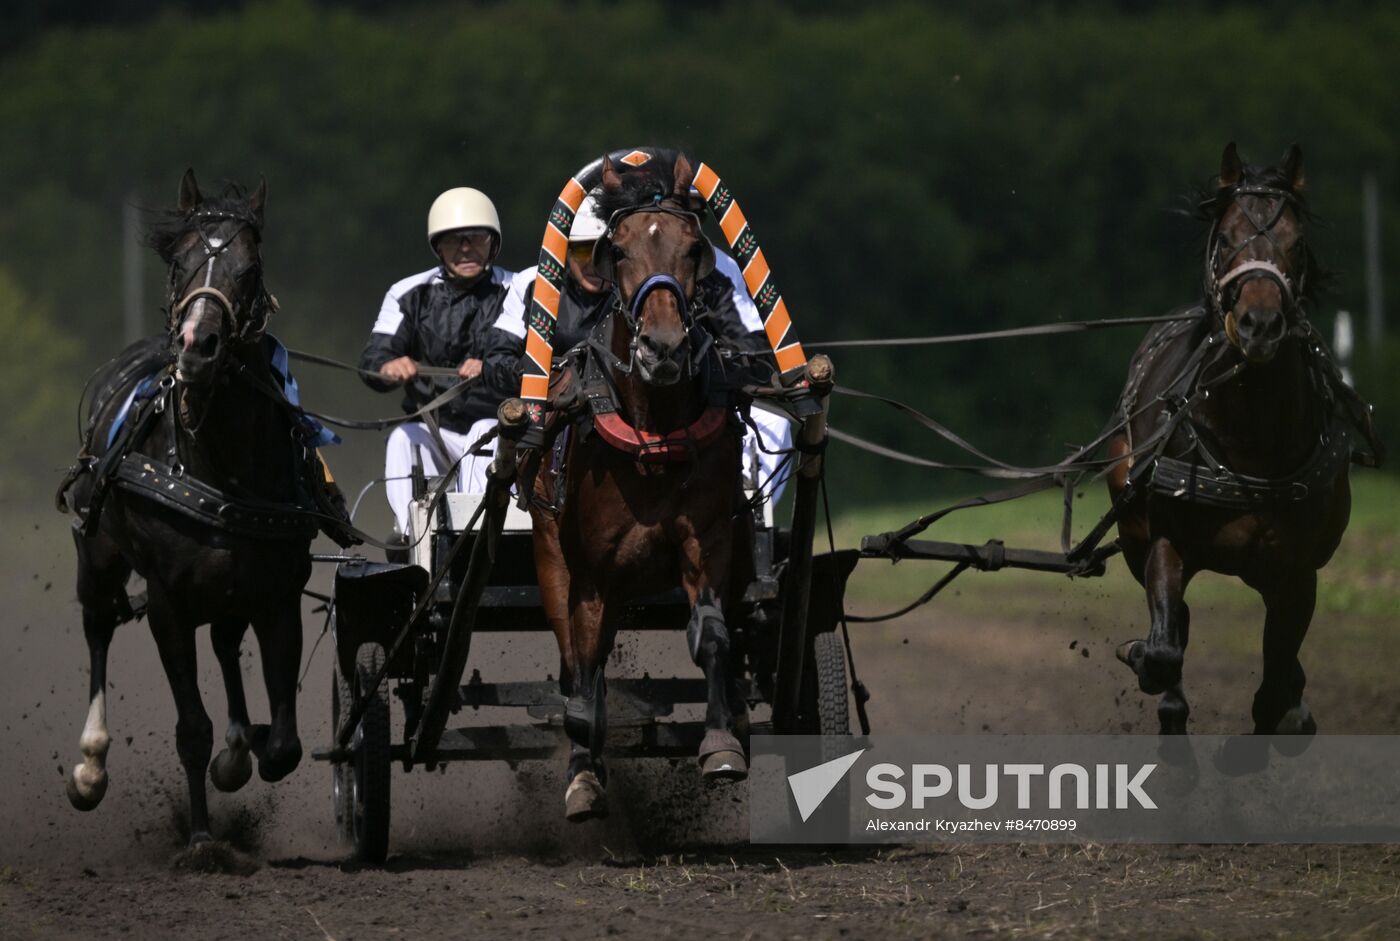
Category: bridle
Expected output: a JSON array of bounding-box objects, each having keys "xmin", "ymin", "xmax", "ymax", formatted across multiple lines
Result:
[
  {"xmin": 166, "ymin": 208, "xmax": 276, "ymax": 353},
  {"xmin": 592, "ymin": 198, "xmax": 717, "ymax": 330},
  {"xmin": 1202, "ymin": 183, "xmax": 1308, "ymax": 335},
  {"xmin": 588, "ymin": 197, "xmax": 718, "ymax": 380}
]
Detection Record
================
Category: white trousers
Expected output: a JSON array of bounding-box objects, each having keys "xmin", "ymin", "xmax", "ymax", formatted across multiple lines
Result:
[
  {"xmin": 385, "ymin": 409, "xmax": 791, "ymax": 533},
  {"xmin": 383, "ymin": 418, "xmax": 497, "ymax": 534},
  {"xmin": 744, "ymin": 406, "xmax": 794, "ymax": 504}
]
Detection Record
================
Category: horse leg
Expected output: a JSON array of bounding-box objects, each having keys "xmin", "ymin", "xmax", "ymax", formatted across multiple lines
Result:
[
  {"xmin": 147, "ymin": 589, "xmax": 215, "ymax": 844},
  {"xmin": 533, "ymin": 509, "xmax": 573, "ymax": 698},
  {"xmin": 1107, "ymin": 433, "xmax": 1149, "ymax": 583},
  {"xmin": 208, "ymin": 618, "xmax": 254, "ymax": 793},
  {"xmin": 1117, "ymin": 537, "xmax": 1193, "ymax": 728},
  {"xmin": 67, "ymin": 530, "xmax": 129, "ymax": 811},
  {"xmin": 249, "ymin": 601, "xmax": 304, "ymax": 782},
  {"xmin": 689, "ymin": 589, "xmax": 747, "ymax": 781},
  {"xmin": 1249, "ymin": 570, "xmax": 1317, "ymax": 738},
  {"xmin": 562, "ymin": 585, "xmax": 609, "ymax": 822},
  {"xmin": 681, "ymin": 537, "xmax": 746, "ymax": 782}
]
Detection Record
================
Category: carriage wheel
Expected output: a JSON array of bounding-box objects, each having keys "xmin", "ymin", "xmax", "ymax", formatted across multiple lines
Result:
[
  {"xmin": 791, "ymin": 631, "xmax": 853, "ymax": 836},
  {"xmin": 811, "ymin": 630, "xmax": 851, "ymax": 743},
  {"xmin": 350, "ymin": 642, "xmax": 392, "ymax": 864},
  {"xmin": 331, "ymin": 664, "xmax": 354, "ymax": 846}
]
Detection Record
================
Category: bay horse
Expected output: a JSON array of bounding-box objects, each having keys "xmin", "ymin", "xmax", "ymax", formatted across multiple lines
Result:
[
  {"xmin": 531, "ymin": 151, "xmax": 753, "ymax": 822},
  {"xmin": 1108, "ymin": 143, "xmax": 1383, "ymax": 737},
  {"xmin": 58, "ymin": 171, "xmax": 316, "ymax": 844}
]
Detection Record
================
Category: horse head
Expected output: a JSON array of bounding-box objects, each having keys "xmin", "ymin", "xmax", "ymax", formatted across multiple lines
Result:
[
  {"xmin": 1205, "ymin": 142, "xmax": 1310, "ymax": 363},
  {"xmin": 152, "ymin": 169, "xmax": 272, "ymax": 385},
  {"xmin": 593, "ymin": 152, "xmax": 715, "ymax": 387}
]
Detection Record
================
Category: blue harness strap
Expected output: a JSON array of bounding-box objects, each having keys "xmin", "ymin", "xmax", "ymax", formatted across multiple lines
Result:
[
  {"xmin": 265, "ymin": 335, "xmax": 340, "ymax": 447},
  {"xmin": 105, "ymin": 375, "xmax": 160, "ymax": 449}
]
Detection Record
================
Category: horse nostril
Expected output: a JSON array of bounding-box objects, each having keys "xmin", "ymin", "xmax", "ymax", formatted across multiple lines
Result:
[
  {"xmin": 1237, "ymin": 308, "xmax": 1285, "ymax": 345},
  {"xmin": 194, "ymin": 332, "xmax": 219, "ymax": 358},
  {"xmin": 638, "ymin": 333, "xmax": 666, "ymax": 360}
]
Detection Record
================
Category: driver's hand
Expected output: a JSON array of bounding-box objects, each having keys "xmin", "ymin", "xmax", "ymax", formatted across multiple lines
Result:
[
  {"xmin": 379, "ymin": 356, "xmax": 418, "ymax": 384},
  {"xmin": 458, "ymin": 357, "xmax": 483, "ymax": 381}
]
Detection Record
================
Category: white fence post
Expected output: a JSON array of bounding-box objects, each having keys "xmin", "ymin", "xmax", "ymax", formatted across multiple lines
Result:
[{"xmin": 1334, "ymin": 310, "xmax": 1354, "ymax": 386}]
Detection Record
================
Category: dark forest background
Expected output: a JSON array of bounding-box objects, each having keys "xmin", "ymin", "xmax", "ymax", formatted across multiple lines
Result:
[{"xmin": 3, "ymin": 0, "xmax": 1395, "ymax": 507}]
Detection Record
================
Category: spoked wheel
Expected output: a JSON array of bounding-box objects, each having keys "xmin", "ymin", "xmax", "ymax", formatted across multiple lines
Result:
[
  {"xmin": 331, "ymin": 663, "xmax": 354, "ymax": 846},
  {"xmin": 812, "ymin": 630, "xmax": 851, "ymax": 743},
  {"xmin": 349, "ymin": 642, "xmax": 391, "ymax": 864},
  {"xmin": 791, "ymin": 630, "xmax": 853, "ymax": 836},
  {"xmin": 803, "ymin": 629, "xmax": 851, "ymax": 748}
]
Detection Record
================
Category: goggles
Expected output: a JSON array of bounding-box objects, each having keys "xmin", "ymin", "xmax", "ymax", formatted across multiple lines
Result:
[{"xmin": 437, "ymin": 229, "xmax": 494, "ymax": 253}]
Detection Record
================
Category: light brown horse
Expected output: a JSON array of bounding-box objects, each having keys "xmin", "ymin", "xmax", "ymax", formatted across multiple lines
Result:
[
  {"xmin": 530, "ymin": 152, "xmax": 753, "ymax": 822},
  {"xmin": 1108, "ymin": 143, "xmax": 1382, "ymax": 738}
]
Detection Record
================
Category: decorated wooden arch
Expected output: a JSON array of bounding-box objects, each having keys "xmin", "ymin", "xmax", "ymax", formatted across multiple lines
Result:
[{"xmin": 518, "ymin": 147, "xmax": 808, "ymax": 426}]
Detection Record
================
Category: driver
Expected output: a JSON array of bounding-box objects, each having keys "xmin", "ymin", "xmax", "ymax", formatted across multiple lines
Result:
[
  {"xmin": 488, "ymin": 190, "xmax": 795, "ymax": 500},
  {"xmin": 359, "ymin": 187, "xmax": 518, "ymax": 538}
]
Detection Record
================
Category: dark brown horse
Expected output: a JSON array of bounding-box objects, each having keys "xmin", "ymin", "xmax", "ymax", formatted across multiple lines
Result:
[
  {"xmin": 59, "ymin": 171, "xmax": 314, "ymax": 844},
  {"xmin": 531, "ymin": 152, "xmax": 752, "ymax": 822},
  {"xmin": 1108, "ymin": 144, "xmax": 1382, "ymax": 737}
]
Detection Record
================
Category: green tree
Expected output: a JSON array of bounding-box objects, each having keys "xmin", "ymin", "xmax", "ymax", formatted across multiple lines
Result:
[{"xmin": 0, "ymin": 268, "xmax": 81, "ymax": 490}]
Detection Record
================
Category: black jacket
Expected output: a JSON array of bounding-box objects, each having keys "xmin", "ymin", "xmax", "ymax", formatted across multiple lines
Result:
[{"xmin": 359, "ymin": 265, "xmax": 518, "ymax": 432}]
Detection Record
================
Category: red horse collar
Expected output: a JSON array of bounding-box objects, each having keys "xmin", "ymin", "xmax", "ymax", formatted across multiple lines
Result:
[{"xmin": 593, "ymin": 406, "xmax": 729, "ymax": 463}]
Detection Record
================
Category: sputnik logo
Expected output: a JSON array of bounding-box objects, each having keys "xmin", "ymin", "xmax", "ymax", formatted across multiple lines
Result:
[{"xmin": 787, "ymin": 748, "xmax": 866, "ymax": 822}]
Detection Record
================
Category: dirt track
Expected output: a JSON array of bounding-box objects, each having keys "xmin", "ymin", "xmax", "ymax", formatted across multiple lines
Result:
[{"xmin": 4, "ymin": 507, "xmax": 1400, "ymax": 939}]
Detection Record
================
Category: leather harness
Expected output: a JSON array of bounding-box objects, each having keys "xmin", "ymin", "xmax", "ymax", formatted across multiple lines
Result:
[
  {"xmin": 1116, "ymin": 310, "xmax": 1378, "ymax": 510},
  {"xmin": 576, "ymin": 309, "xmax": 737, "ymax": 464},
  {"xmin": 61, "ymin": 362, "xmax": 351, "ymax": 544}
]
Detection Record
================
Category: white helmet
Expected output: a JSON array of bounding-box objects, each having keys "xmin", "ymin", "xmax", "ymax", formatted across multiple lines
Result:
[
  {"xmin": 569, "ymin": 192, "xmax": 608, "ymax": 243},
  {"xmin": 427, "ymin": 187, "xmax": 502, "ymax": 255}
]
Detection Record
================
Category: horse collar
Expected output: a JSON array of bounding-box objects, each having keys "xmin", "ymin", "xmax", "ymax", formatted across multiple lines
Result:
[{"xmin": 579, "ymin": 328, "xmax": 731, "ymax": 464}]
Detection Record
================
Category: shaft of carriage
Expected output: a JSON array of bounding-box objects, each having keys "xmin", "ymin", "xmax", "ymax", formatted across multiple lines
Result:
[
  {"xmin": 407, "ymin": 397, "xmax": 530, "ymax": 767},
  {"xmin": 770, "ymin": 354, "xmax": 834, "ymax": 733}
]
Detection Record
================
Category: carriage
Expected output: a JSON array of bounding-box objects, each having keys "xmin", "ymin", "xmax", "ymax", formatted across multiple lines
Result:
[{"xmin": 313, "ymin": 359, "xmax": 863, "ymax": 862}]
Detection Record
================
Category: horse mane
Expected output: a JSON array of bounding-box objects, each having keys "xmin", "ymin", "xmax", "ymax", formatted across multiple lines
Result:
[
  {"xmin": 1175, "ymin": 159, "xmax": 1332, "ymax": 301},
  {"xmin": 590, "ymin": 147, "xmax": 685, "ymax": 222},
  {"xmin": 146, "ymin": 182, "xmax": 263, "ymax": 264}
]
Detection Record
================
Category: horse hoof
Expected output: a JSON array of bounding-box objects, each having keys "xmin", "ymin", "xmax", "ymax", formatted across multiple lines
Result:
[
  {"xmin": 1115, "ymin": 640, "xmax": 1143, "ymax": 668},
  {"xmin": 189, "ymin": 830, "xmax": 214, "ymax": 846},
  {"xmin": 256, "ymin": 740, "xmax": 303, "ymax": 783},
  {"xmin": 172, "ymin": 839, "xmax": 260, "ymax": 876},
  {"xmin": 701, "ymin": 750, "xmax": 748, "ymax": 783},
  {"xmin": 1213, "ymin": 735, "xmax": 1270, "ymax": 776},
  {"xmin": 1155, "ymin": 734, "xmax": 1196, "ymax": 769},
  {"xmin": 66, "ymin": 765, "xmax": 108, "ymax": 811},
  {"xmin": 698, "ymin": 729, "xmax": 748, "ymax": 782},
  {"xmin": 210, "ymin": 747, "xmax": 254, "ymax": 792},
  {"xmin": 1132, "ymin": 646, "xmax": 1182, "ymax": 696},
  {"xmin": 1271, "ymin": 705, "xmax": 1317, "ymax": 755},
  {"xmin": 564, "ymin": 771, "xmax": 607, "ymax": 823}
]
